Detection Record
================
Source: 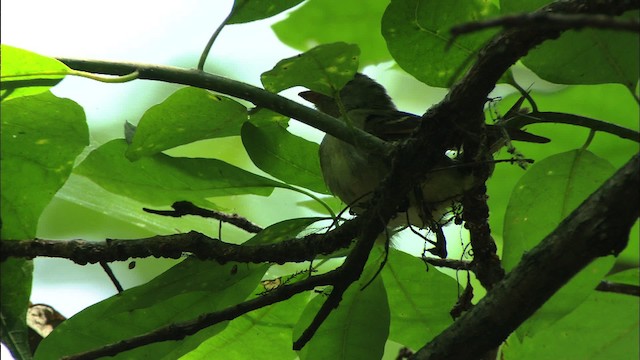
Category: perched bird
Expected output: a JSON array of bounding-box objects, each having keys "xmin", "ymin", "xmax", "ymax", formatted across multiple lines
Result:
[{"xmin": 300, "ymin": 74, "xmax": 547, "ymax": 255}]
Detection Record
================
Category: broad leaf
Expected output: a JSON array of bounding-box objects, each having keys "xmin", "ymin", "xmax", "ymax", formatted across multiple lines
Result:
[
  {"xmin": 503, "ymin": 269, "xmax": 640, "ymax": 360},
  {"xmin": 503, "ymin": 150, "xmax": 616, "ymax": 338},
  {"xmin": 382, "ymin": 0, "xmax": 499, "ymax": 87},
  {"xmin": 382, "ymin": 249, "xmax": 459, "ymax": 349},
  {"xmin": 75, "ymin": 139, "xmax": 283, "ymax": 207},
  {"xmin": 261, "ymin": 42, "xmax": 359, "ymax": 96},
  {"xmin": 182, "ymin": 286, "xmax": 307, "ymax": 360},
  {"xmin": 242, "ymin": 114, "xmax": 329, "ymax": 194},
  {"xmin": 0, "ymin": 45, "xmax": 70, "ymax": 101},
  {"xmin": 1, "ymin": 91, "xmax": 86, "ymax": 358},
  {"xmin": 500, "ymin": 2, "xmax": 639, "ymax": 89},
  {"xmin": 271, "ymin": 0, "xmax": 392, "ymax": 66},
  {"xmin": 127, "ymin": 87, "xmax": 247, "ymax": 160},
  {"xmin": 34, "ymin": 259, "xmax": 269, "ymax": 359},
  {"xmin": 294, "ymin": 248, "xmax": 390, "ymax": 360},
  {"xmin": 228, "ymin": 0, "xmax": 305, "ymax": 24},
  {"xmin": 1, "ymin": 92, "xmax": 89, "ymax": 239}
]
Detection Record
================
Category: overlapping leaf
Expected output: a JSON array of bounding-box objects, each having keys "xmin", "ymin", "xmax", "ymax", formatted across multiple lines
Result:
[
  {"xmin": 126, "ymin": 87, "xmax": 248, "ymax": 160},
  {"xmin": 0, "ymin": 45, "xmax": 70, "ymax": 101},
  {"xmin": 503, "ymin": 150, "xmax": 617, "ymax": 338},
  {"xmin": 228, "ymin": 0, "xmax": 305, "ymax": 24},
  {"xmin": 75, "ymin": 139, "xmax": 283, "ymax": 208},
  {"xmin": 271, "ymin": 0, "xmax": 392, "ymax": 66},
  {"xmin": 261, "ymin": 42, "xmax": 359, "ymax": 96},
  {"xmin": 242, "ymin": 110, "xmax": 329, "ymax": 194},
  {"xmin": 382, "ymin": 0, "xmax": 499, "ymax": 87},
  {"xmin": 34, "ymin": 259, "xmax": 269, "ymax": 359}
]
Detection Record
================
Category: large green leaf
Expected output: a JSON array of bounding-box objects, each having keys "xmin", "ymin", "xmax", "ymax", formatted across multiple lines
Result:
[
  {"xmin": 503, "ymin": 150, "xmax": 617, "ymax": 338},
  {"xmin": 503, "ymin": 269, "xmax": 640, "ymax": 360},
  {"xmin": 382, "ymin": 249, "xmax": 459, "ymax": 349},
  {"xmin": 242, "ymin": 115, "xmax": 329, "ymax": 194},
  {"xmin": 261, "ymin": 42, "xmax": 359, "ymax": 96},
  {"xmin": 1, "ymin": 91, "xmax": 86, "ymax": 358},
  {"xmin": 34, "ymin": 259, "xmax": 269, "ymax": 359},
  {"xmin": 75, "ymin": 139, "xmax": 283, "ymax": 207},
  {"xmin": 500, "ymin": 1, "xmax": 639, "ymax": 89},
  {"xmin": 0, "ymin": 45, "xmax": 70, "ymax": 101},
  {"xmin": 271, "ymin": 0, "xmax": 392, "ymax": 66},
  {"xmin": 294, "ymin": 248, "xmax": 390, "ymax": 360},
  {"xmin": 228, "ymin": 0, "xmax": 305, "ymax": 24},
  {"xmin": 181, "ymin": 287, "xmax": 307, "ymax": 360},
  {"xmin": 382, "ymin": 0, "xmax": 499, "ymax": 87},
  {"xmin": 127, "ymin": 87, "xmax": 248, "ymax": 160},
  {"xmin": 1, "ymin": 92, "xmax": 89, "ymax": 239}
]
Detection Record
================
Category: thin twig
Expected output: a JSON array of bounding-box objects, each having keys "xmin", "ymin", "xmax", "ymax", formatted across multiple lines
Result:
[
  {"xmin": 144, "ymin": 201, "xmax": 263, "ymax": 234},
  {"xmin": 99, "ymin": 261, "xmax": 124, "ymax": 293},
  {"xmin": 596, "ymin": 280, "xmax": 640, "ymax": 297}
]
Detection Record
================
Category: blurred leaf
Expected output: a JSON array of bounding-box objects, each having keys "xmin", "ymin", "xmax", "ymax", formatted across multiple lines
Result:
[
  {"xmin": 382, "ymin": 0, "xmax": 499, "ymax": 87},
  {"xmin": 503, "ymin": 150, "xmax": 616, "ymax": 338},
  {"xmin": 297, "ymin": 196, "xmax": 344, "ymax": 215},
  {"xmin": 261, "ymin": 42, "xmax": 359, "ymax": 95},
  {"xmin": 246, "ymin": 217, "xmax": 324, "ymax": 246},
  {"xmin": 1, "ymin": 92, "xmax": 89, "ymax": 240},
  {"xmin": 75, "ymin": 139, "xmax": 282, "ymax": 208},
  {"xmin": 242, "ymin": 116, "xmax": 329, "ymax": 194},
  {"xmin": 294, "ymin": 248, "xmax": 389, "ymax": 360},
  {"xmin": 34, "ymin": 259, "xmax": 269, "ymax": 359},
  {"xmin": 382, "ymin": 249, "xmax": 459, "ymax": 349},
  {"xmin": 127, "ymin": 87, "xmax": 247, "ymax": 160},
  {"xmin": 228, "ymin": 0, "xmax": 305, "ymax": 24},
  {"xmin": 0, "ymin": 45, "xmax": 70, "ymax": 101},
  {"xmin": 0, "ymin": 259, "xmax": 34, "ymax": 360},
  {"xmin": 182, "ymin": 286, "xmax": 307, "ymax": 360},
  {"xmin": 271, "ymin": 0, "xmax": 391, "ymax": 66},
  {"xmin": 503, "ymin": 269, "xmax": 640, "ymax": 360}
]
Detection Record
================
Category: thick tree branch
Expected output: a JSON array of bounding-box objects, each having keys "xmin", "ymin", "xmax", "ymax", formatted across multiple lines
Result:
[
  {"xmin": 411, "ymin": 153, "xmax": 639, "ymax": 360},
  {"xmin": 451, "ymin": 12, "xmax": 640, "ymax": 38},
  {"xmin": 0, "ymin": 224, "xmax": 360, "ymax": 265},
  {"xmin": 56, "ymin": 58, "xmax": 392, "ymax": 157}
]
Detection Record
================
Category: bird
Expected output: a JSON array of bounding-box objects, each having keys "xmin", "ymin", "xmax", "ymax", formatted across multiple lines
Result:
[{"xmin": 300, "ymin": 73, "xmax": 548, "ymax": 255}]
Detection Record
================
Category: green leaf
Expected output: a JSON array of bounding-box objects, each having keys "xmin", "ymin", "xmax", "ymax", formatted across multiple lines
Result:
[
  {"xmin": 182, "ymin": 287, "xmax": 307, "ymax": 360},
  {"xmin": 294, "ymin": 248, "xmax": 390, "ymax": 360},
  {"xmin": 245, "ymin": 217, "xmax": 325, "ymax": 246},
  {"xmin": 503, "ymin": 150, "xmax": 617, "ymax": 338},
  {"xmin": 500, "ymin": 2, "xmax": 639, "ymax": 88},
  {"xmin": 261, "ymin": 42, "xmax": 359, "ymax": 95},
  {"xmin": 382, "ymin": 0, "xmax": 499, "ymax": 87},
  {"xmin": 1, "ymin": 259, "xmax": 34, "ymax": 360},
  {"xmin": 503, "ymin": 269, "xmax": 640, "ymax": 360},
  {"xmin": 522, "ymin": 13, "xmax": 639, "ymax": 89},
  {"xmin": 241, "ymin": 115, "xmax": 329, "ymax": 194},
  {"xmin": 381, "ymin": 249, "xmax": 459, "ymax": 349},
  {"xmin": 75, "ymin": 139, "xmax": 283, "ymax": 207},
  {"xmin": 0, "ymin": 45, "xmax": 70, "ymax": 101},
  {"xmin": 1, "ymin": 92, "xmax": 89, "ymax": 240},
  {"xmin": 34, "ymin": 259, "xmax": 269, "ymax": 359},
  {"xmin": 271, "ymin": 0, "xmax": 392, "ymax": 66},
  {"xmin": 126, "ymin": 87, "xmax": 248, "ymax": 160},
  {"xmin": 0, "ymin": 91, "xmax": 86, "ymax": 359},
  {"xmin": 228, "ymin": 0, "xmax": 305, "ymax": 24}
]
